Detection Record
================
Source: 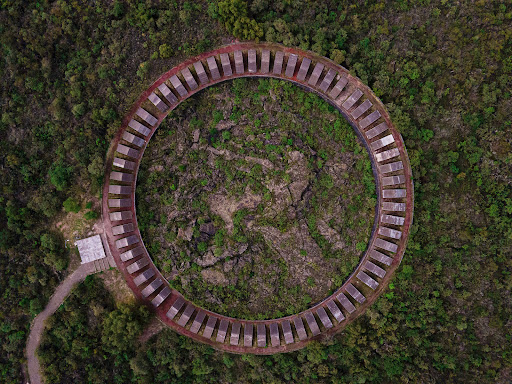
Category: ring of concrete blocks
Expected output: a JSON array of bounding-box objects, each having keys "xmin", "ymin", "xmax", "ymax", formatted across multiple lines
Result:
[{"xmin": 102, "ymin": 42, "xmax": 414, "ymax": 354}]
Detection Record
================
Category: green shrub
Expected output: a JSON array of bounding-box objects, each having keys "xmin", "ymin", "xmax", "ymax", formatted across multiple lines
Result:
[
  {"xmin": 71, "ymin": 103, "xmax": 86, "ymax": 117},
  {"xmin": 84, "ymin": 210, "xmax": 99, "ymax": 220},
  {"xmin": 222, "ymin": 130, "xmax": 231, "ymax": 140},
  {"xmin": 29, "ymin": 298, "xmax": 43, "ymax": 316},
  {"xmin": 216, "ymin": 0, "xmax": 263, "ymax": 40},
  {"xmin": 49, "ymin": 161, "xmax": 73, "ymax": 191},
  {"xmin": 197, "ymin": 242, "xmax": 207, "ymax": 253},
  {"xmin": 159, "ymin": 44, "xmax": 173, "ymax": 58},
  {"xmin": 63, "ymin": 197, "xmax": 81, "ymax": 213},
  {"xmin": 356, "ymin": 241, "xmax": 367, "ymax": 252}
]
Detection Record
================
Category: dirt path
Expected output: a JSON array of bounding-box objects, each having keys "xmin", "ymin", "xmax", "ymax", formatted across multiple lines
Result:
[{"xmin": 26, "ymin": 263, "xmax": 93, "ymax": 384}]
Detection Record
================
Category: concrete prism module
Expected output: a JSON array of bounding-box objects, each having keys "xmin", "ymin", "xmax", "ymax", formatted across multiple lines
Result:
[
  {"xmin": 244, "ymin": 323, "xmax": 254, "ymax": 346},
  {"xmin": 326, "ymin": 300, "xmax": 345, "ymax": 323},
  {"xmin": 182, "ymin": 67, "xmax": 198, "ymax": 90},
  {"xmin": 234, "ymin": 50, "xmax": 244, "ymax": 74},
  {"xmin": 158, "ymin": 83, "xmax": 178, "ymax": 105},
  {"xmin": 319, "ymin": 69, "xmax": 336, "ymax": 92},
  {"xmin": 230, "ymin": 322, "xmax": 241, "ymax": 345},
  {"xmin": 207, "ymin": 57, "xmax": 221, "ymax": 80},
  {"xmin": 329, "ymin": 76, "xmax": 348, "ymax": 99},
  {"xmin": 189, "ymin": 311, "xmax": 206, "ymax": 334},
  {"xmin": 269, "ymin": 323, "xmax": 280, "ymax": 347},
  {"xmin": 297, "ymin": 57, "xmax": 311, "ymax": 81},
  {"xmin": 247, "ymin": 49, "xmax": 257, "ymax": 73},
  {"xmin": 193, "ymin": 61, "xmax": 209, "ymax": 85},
  {"xmin": 308, "ymin": 62, "xmax": 324, "ymax": 86}
]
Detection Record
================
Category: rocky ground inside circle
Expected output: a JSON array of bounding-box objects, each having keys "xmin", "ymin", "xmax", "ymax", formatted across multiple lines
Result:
[{"xmin": 136, "ymin": 78, "xmax": 375, "ymax": 319}]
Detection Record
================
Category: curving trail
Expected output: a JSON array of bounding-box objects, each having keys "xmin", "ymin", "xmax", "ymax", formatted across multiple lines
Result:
[{"xmin": 25, "ymin": 263, "xmax": 93, "ymax": 384}]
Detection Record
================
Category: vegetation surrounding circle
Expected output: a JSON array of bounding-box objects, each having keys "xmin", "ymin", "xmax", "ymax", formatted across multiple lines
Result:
[{"xmin": 136, "ymin": 78, "xmax": 376, "ymax": 319}]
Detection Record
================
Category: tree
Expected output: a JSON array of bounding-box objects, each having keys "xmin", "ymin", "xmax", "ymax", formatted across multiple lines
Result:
[
  {"xmin": 48, "ymin": 161, "xmax": 73, "ymax": 191},
  {"xmin": 217, "ymin": 0, "xmax": 263, "ymax": 40},
  {"xmin": 40, "ymin": 232, "xmax": 68, "ymax": 270},
  {"xmin": 29, "ymin": 298, "xmax": 43, "ymax": 316},
  {"xmin": 27, "ymin": 190, "xmax": 61, "ymax": 218},
  {"xmin": 40, "ymin": 233, "xmax": 60, "ymax": 253},
  {"xmin": 71, "ymin": 103, "xmax": 86, "ymax": 117},
  {"xmin": 101, "ymin": 303, "xmax": 149, "ymax": 354}
]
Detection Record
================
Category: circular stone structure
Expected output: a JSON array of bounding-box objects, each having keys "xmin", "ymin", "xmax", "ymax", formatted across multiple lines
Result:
[{"xmin": 102, "ymin": 42, "xmax": 413, "ymax": 354}]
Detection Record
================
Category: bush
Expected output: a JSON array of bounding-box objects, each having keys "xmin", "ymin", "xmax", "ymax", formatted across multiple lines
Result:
[
  {"xmin": 71, "ymin": 103, "xmax": 86, "ymax": 117},
  {"xmin": 217, "ymin": 0, "xmax": 263, "ymax": 40},
  {"xmin": 84, "ymin": 210, "xmax": 99, "ymax": 220},
  {"xmin": 43, "ymin": 250, "xmax": 68, "ymax": 271},
  {"xmin": 63, "ymin": 197, "xmax": 81, "ymax": 213},
  {"xmin": 40, "ymin": 232, "xmax": 68, "ymax": 271},
  {"xmin": 356, "ymin": 241, "xmax": 367, "ymax": 252},
  {"xmin": 29, "ymin": 298, "xmax": 43, "ymax": 316},
  {"xmin": 197, "ymin": 241, "xmax": 207, "ymax": 252},
  {"xmin": 232, "ymin": 17, "xmax": 263, "ymax": 40},
  {"xmin": 159, "ymin": 44, "xmax": 173, "ymax": 58},
  {"xmin": 48, "ymin": 161, "xmax": 73, "ymax": 191}
]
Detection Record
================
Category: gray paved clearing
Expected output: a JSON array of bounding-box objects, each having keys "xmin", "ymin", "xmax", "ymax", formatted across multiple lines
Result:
[{"xmin": 26, "ymin": 263, "xmax": 94, "ymax": 384}]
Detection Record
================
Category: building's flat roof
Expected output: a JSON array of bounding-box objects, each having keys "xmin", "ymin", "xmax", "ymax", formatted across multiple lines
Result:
[{"xmin": 75, "ymin": 235, "xmax": 106, "ymax": 264}]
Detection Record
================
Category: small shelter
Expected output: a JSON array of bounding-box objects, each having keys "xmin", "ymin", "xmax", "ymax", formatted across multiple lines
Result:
[{"xmin": 75, "ymin": 235, "xmax": 106, "ymax": 264}]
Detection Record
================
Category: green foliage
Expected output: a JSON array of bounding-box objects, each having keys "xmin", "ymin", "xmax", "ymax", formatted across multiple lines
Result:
[
  {"xmin": 87, "ymin": 155, "xmax": 104, "ymax": 179},
  {"xmin": 0, "ymin": 0, "xmax": 510, "ymax": 383},
  {"xmin": 40, "ymin": 232, "xmax": 68, "ymax": 271},
  {"xmin": 71, "ymin": 103, "xmax": 87, "ymax": 117},
  {"xmin": 136, "ymin": 61, "xmax": 150, "ymax": 79},
  {"xmin": 101, "ymin": 303, "xmax": 150, "ymax": 355},
  {"xmin": 221, "ymin": 130, "xmax": 231, "ymax": 140},
  {"xmin": 40, "ymin": 233, "xmax": 60, "ymax": 253},
  {"xmin": 48, "ymin": 161, "xmax": 73, "ymax": 191},
  {"xmin": 158, "ymin": 43, "xmax": 174, "ymax": 58},
  {"xmin": 197, "ymin": 241, "xmax": 207, "ymax": 252},
  {"xmin": 39, "ymin": 277, "xmax": 147, "ymax": 383},
  {"xmin": 216, "ymin": 0, "xmax": 263, "ymax": 40},
  {"xmin": 356, "ymin": 241, "xmax": 366, "ymax": 252},
  {"xmin": 29, "ymin": 297, "xmax": 43, "ymax": 316},
  {"xmin": 214, "ymin": 229, "xmax": 225, "ymax": 247},
  {"xmin": 112, "ymin": 1, "xmax": 125, "ymax": 18},
  {"xmin": 84, "ymin": 210, "xmax": 99, "ymax": 220},
  {"xmin": 304, "ymin": 341, "xmax": 328, "ymax": 364},
  {"xmin": 212, "ymin": 110, "xmax": 224, "ymax": 124},
  {"xmin": 62, "ymin": 197, "xmax": 80, "ymax": 213}
]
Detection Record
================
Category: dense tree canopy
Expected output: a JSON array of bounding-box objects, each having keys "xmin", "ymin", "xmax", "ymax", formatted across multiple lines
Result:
[{"xmin": 0, "ymin": 0, "xmax": 510, "ymax": 383}]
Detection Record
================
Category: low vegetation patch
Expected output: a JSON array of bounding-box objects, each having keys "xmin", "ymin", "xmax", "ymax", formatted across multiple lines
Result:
[{"xmin": 137, "ymin": 78, "xmax": 375, "ymax": 319}]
